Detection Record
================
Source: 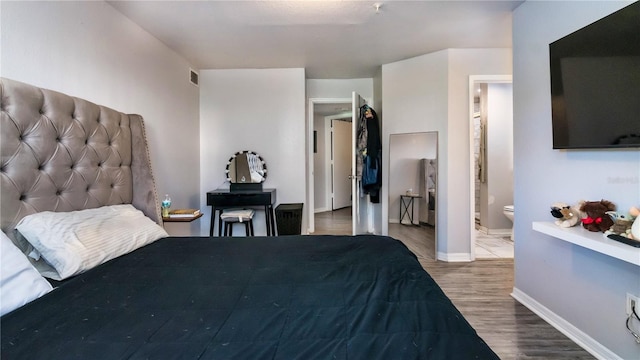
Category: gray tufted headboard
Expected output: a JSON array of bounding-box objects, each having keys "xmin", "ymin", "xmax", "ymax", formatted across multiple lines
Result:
[{"xmin": 0, "ymin": 78, "xmax": 162, "ymax": 239}]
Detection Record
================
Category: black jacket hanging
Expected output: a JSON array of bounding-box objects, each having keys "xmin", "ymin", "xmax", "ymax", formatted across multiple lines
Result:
[{"xmin": 360, "ymin": 105, "xmax": 382, "ymax": 203}]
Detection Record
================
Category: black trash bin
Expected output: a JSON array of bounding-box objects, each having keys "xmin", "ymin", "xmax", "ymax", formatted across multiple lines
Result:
[{"xmin": 275, "ymin": 203, "xmax": 303, "ymax": 235}]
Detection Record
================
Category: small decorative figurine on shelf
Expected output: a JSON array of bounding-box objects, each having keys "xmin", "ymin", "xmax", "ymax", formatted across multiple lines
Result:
[
  {"xmin": 579, "ymin": 199, "xmax": 616, "ymax": 232},
  {"xmin": 604, "ymin": 210, "xmax": 634, "ymax": 238},
  {"xmin": 161, "ymin": 194, "xmax": 172, "ymax": 218},
  {"xmin": 630, "ymin": 206, "xmax": 640, "ymax": 240},
  {"xmin": 550, "ymin": 201, "xmax": 584, "ymax": 228}
]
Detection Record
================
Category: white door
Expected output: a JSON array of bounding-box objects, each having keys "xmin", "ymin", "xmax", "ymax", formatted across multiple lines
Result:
[
  {"xmin": 352, "ymin": 92, "xmax": 368, "ymax": 235},
  {"xmin": 331, "ymin": 119, "xmax": 352, "ymax": 210}
]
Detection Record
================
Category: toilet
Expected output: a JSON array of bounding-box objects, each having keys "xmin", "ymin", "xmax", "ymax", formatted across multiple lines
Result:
[{"xmin": 503, "ymin": 205, "xmax": 514, "ymax": 240}]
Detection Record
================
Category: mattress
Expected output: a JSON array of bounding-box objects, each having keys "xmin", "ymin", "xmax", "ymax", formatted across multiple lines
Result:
[{"xmin": 1, "ymin": 235, "xmax": 498, "ymax": 359}]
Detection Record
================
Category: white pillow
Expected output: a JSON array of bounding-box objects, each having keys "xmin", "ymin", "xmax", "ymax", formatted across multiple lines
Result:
[
  {"xmin": 15, "ymin": 204, "xmax": 168, "ymax": 280},
  {"xmin": 0, "ymin": 231, "xmax": 53, "ymax": 316}
]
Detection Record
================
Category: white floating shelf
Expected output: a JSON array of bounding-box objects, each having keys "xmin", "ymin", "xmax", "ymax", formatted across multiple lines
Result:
[{"xmin": 532, "ymin": 221, "xmax": 640, "ymax": 267}]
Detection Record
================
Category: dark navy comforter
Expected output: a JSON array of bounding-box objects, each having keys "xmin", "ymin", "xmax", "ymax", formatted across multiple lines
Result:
[{"xmin": 1, "ymin": 235, "xmax": 498, "ymax": 359}]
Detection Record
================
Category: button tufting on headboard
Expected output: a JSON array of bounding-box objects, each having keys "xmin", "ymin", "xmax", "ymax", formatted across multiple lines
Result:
[{"xmin": 0, "ymin": 77, "xmax": 162, "ymax": 238}]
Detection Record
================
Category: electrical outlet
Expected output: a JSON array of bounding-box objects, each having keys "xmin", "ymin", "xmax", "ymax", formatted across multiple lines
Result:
[{"xmin": 627, "ymin": 293, "xmax": 640, "ymax": 316}]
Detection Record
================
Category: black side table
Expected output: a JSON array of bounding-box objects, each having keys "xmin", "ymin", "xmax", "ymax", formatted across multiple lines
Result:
[{"xmin": 399, "ymin": 194, "xmax": 421, "ymax": 226}]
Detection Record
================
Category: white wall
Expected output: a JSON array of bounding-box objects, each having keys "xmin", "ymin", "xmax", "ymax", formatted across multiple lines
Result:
[
  {"xmin": 512, "ymin": 2, "xmax": 639, "ymax": 359},
  {"xmin": 485, "ymin": 83, "xmax": 513, "ymax": 231},
  {"xmin": 383, "ymin": 50, "xmax": 449, "ymax": 242},
  {"xmin": 0, "ymin": 1, "xmax": 200, "ymax": 236},
  {"xmin": 373, "ymin": 68, "xmax": 383, "ymax": 121},
  {"xmin": 382, "ymin": 48, "xmax": 511, "ymax": 260},
  {"xmin": 200, "ymin": 69, "xmax": 306, "ymax": 236},
  {"xmin": 446, "ymin": 49, "xmax": 512, "ymax": 257},
  {"xmin": 306, "ymin": 79, "xmax": 373, "ymax": 100}
]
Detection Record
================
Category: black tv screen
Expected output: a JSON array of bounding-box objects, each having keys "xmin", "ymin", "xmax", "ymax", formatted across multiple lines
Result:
[{"xmin": 549, "ymin": 2, "xmax": 640, "ymax": 149}]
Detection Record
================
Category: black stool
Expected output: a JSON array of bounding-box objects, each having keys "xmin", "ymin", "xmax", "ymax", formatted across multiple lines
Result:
[{"xmin": 220, "ymin": 209, "xmax": 255, "ymax": 236}]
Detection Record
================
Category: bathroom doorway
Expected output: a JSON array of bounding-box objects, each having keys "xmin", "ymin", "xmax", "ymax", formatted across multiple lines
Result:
[{"xmin": 469, "ymin": 76, "xmax": 514, "ymax": 259}]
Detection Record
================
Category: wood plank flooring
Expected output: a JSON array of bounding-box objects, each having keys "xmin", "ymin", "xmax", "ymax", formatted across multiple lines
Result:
[{"xmin": 313, "ymin": 209, "xmax": 595, "ymax": 360}]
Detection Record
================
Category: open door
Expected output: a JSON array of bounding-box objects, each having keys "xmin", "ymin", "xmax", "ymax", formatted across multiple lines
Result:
[{"xmin": 352, "ymin": 92, "xmax": 368, "ymax": 235}]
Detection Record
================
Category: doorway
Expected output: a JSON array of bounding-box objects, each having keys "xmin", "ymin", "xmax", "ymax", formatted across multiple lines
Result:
[
  {"xmin": 307, "ymin": 98, "xmax": 352, "ymax": 234},
  {"xmin": 468, "ymin": 76, "xmax": 514, "ymax": 260},
  {"xmin": 307, "ymin": 94, "xmax": 372, "ymax": 235}
]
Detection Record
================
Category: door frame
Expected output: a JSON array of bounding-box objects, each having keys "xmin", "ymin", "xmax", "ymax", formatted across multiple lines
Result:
[
  {"xmin": 307, "ymin": 98, "xmax": 351, "ymax": 233},
  {"xmin": 467, "ymin": 75, "xmax": 512, "ymax": 260}
]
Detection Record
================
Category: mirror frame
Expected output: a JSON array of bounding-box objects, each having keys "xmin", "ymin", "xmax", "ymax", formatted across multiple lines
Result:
[{"xmin": 225, "ymin": 150, "xmax": 267, "ymax": 183}]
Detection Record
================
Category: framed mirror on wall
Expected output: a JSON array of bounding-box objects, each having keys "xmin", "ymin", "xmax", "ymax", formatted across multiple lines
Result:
[
  {"xmin": 226, "ymin": 150, "xmax": 267, "ymax": 190},
  {"xmin": 388, "ymin": 132, "xmax": 438, "ymax": 260}
]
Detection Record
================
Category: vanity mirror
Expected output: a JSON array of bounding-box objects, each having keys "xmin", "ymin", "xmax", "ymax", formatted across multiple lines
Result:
[{"xmin": 226, "ymin": 150, "xmax": 267, "ymax": 184}]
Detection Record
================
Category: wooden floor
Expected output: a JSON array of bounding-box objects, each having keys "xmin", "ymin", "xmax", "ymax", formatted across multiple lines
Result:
[{"xmin": 314, "ymin": 208, "xmax": 595, "ymax": 360}]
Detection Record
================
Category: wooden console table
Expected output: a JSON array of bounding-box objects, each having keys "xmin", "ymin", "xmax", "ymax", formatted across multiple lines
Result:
[
  {"xmin": 206, "ymin": 188, "xmax": 276, "ymax": 236},
  {"xmin": 162, "ymin": 213, "xmax": 203, "ymax": 223}
]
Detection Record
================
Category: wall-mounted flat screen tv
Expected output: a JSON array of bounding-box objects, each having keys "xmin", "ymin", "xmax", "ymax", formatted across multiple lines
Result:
[{"xmin": 549, "ymin": 2, "xmax": 640, "ymax": 149}]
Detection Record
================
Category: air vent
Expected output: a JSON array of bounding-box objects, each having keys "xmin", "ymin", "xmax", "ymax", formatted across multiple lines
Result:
[{"xmin": 189, "ymin": 68, "xmax": 199, "ymax": 87}]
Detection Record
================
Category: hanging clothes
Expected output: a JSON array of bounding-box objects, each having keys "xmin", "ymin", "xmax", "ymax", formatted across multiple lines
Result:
[
  {"xmin": 356, "ymin": 108, "xmax": 368, "ymax": 178},
  {"xmin": 359, "ymin": 105, "xmax": 382, "ymax": 203}
]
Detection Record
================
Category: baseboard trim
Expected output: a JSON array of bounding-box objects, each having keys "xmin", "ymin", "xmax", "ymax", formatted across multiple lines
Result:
[
  {"xmin": 314, "ymin": 207, "xmax": 329, "ymax": 213},
  {"xmin": 437, "ymin": 252, "xmax": 472, "ymax": 262},
  {"xmin": 476, "ymin": 225, "xmax": 512, "ymax": 236},
  {"xmin": 511, "ymin": 287, "xmax": 621, "ymax": 360},
  {"xmin": 487, "ymin": 228, "xmax": 512, "ymax": 236}
]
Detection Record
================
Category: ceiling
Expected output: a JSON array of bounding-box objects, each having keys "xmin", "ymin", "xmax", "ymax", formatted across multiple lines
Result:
[{"xmin": 108, "ymin": 0, "xmax": 523, "ymax": 79}]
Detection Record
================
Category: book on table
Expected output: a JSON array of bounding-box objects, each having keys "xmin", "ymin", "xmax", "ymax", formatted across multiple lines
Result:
[{"xmin": 167, "ymin": 209, "xmax": 201, "ymax": 218}]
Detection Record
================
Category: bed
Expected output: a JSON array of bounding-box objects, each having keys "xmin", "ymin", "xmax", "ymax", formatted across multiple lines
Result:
[{"xmin": 0, "ymin": 78, "xmax": 498, "ymax": 359}]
